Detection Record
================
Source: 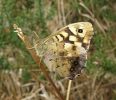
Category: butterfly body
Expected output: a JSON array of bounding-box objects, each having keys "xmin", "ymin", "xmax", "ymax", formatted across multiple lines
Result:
[{"xmin": 36, "ymin": 22, "xmax": 94, "ymax": 80}]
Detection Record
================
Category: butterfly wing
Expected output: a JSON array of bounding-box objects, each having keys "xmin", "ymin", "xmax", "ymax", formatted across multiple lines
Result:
[{"xmin": 35, "ymin": 22, "xmax": 94, "ymax": 80}]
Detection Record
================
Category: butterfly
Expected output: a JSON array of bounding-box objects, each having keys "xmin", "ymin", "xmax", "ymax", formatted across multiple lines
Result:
[{"xmin": 34, "ymin": 22, "xmax": 94, "ymax": 80}]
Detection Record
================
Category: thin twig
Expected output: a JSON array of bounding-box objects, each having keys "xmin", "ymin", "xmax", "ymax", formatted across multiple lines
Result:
[
  {"xmin": 57, "ymin": 0, "xmax": 62, "ymax": 27},
  {"xmin": 66, "ymin": 80, "xmax": 72, "ymax": 100},
  {"xmin": 61, "ymin": 0, "xmax": 66, "ymax": 25}
]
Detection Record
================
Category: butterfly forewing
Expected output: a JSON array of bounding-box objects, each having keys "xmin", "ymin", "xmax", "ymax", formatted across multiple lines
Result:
[{"xmin": 35, "ymin": 22, "xmax": 94, "ymax": 80}]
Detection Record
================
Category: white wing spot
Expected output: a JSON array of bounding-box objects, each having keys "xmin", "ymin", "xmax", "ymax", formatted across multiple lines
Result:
[{"xmin": 69, "ymin": 35, "xmax": 77, "ymax": 41}]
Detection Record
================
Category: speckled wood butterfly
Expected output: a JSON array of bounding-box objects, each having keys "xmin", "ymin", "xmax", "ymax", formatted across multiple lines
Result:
[{"xmin": 34, "ymin": 22, "xmax": 94, "ymax": 80}]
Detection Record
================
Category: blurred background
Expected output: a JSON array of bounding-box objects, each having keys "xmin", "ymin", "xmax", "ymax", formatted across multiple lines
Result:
[{"xmin": 0, "ymin": 0, "xmax": 116, "ymax": 100}]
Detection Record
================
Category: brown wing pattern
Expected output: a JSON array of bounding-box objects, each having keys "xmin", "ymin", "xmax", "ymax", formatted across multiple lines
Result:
[{"xmin": 36, "ymin": 22, "xmax": 94, "ymax": 80}]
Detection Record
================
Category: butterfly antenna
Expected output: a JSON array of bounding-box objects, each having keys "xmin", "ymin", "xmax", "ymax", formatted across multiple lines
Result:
[
  {"xmin": 33, "ymin": 31, "xmax": 40, "ymax": 40},
  {"xmin": 66, "ymin": 80, "xmax": 72, "ymax": 100}
]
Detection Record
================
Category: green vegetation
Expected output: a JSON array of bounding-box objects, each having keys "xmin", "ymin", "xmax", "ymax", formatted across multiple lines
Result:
[{"xmin": 0, "ymin": 0, "xmax": 116, "ymax": 100}]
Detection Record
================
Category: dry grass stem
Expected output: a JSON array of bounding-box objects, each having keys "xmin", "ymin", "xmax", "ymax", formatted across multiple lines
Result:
[
  {"xmin": 66, "ymin": 80, "xmax": 72, "ymax": 100},
  {"xmin": 13, "ymin": 24, "xmax": 64, "ymax": 100}
]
